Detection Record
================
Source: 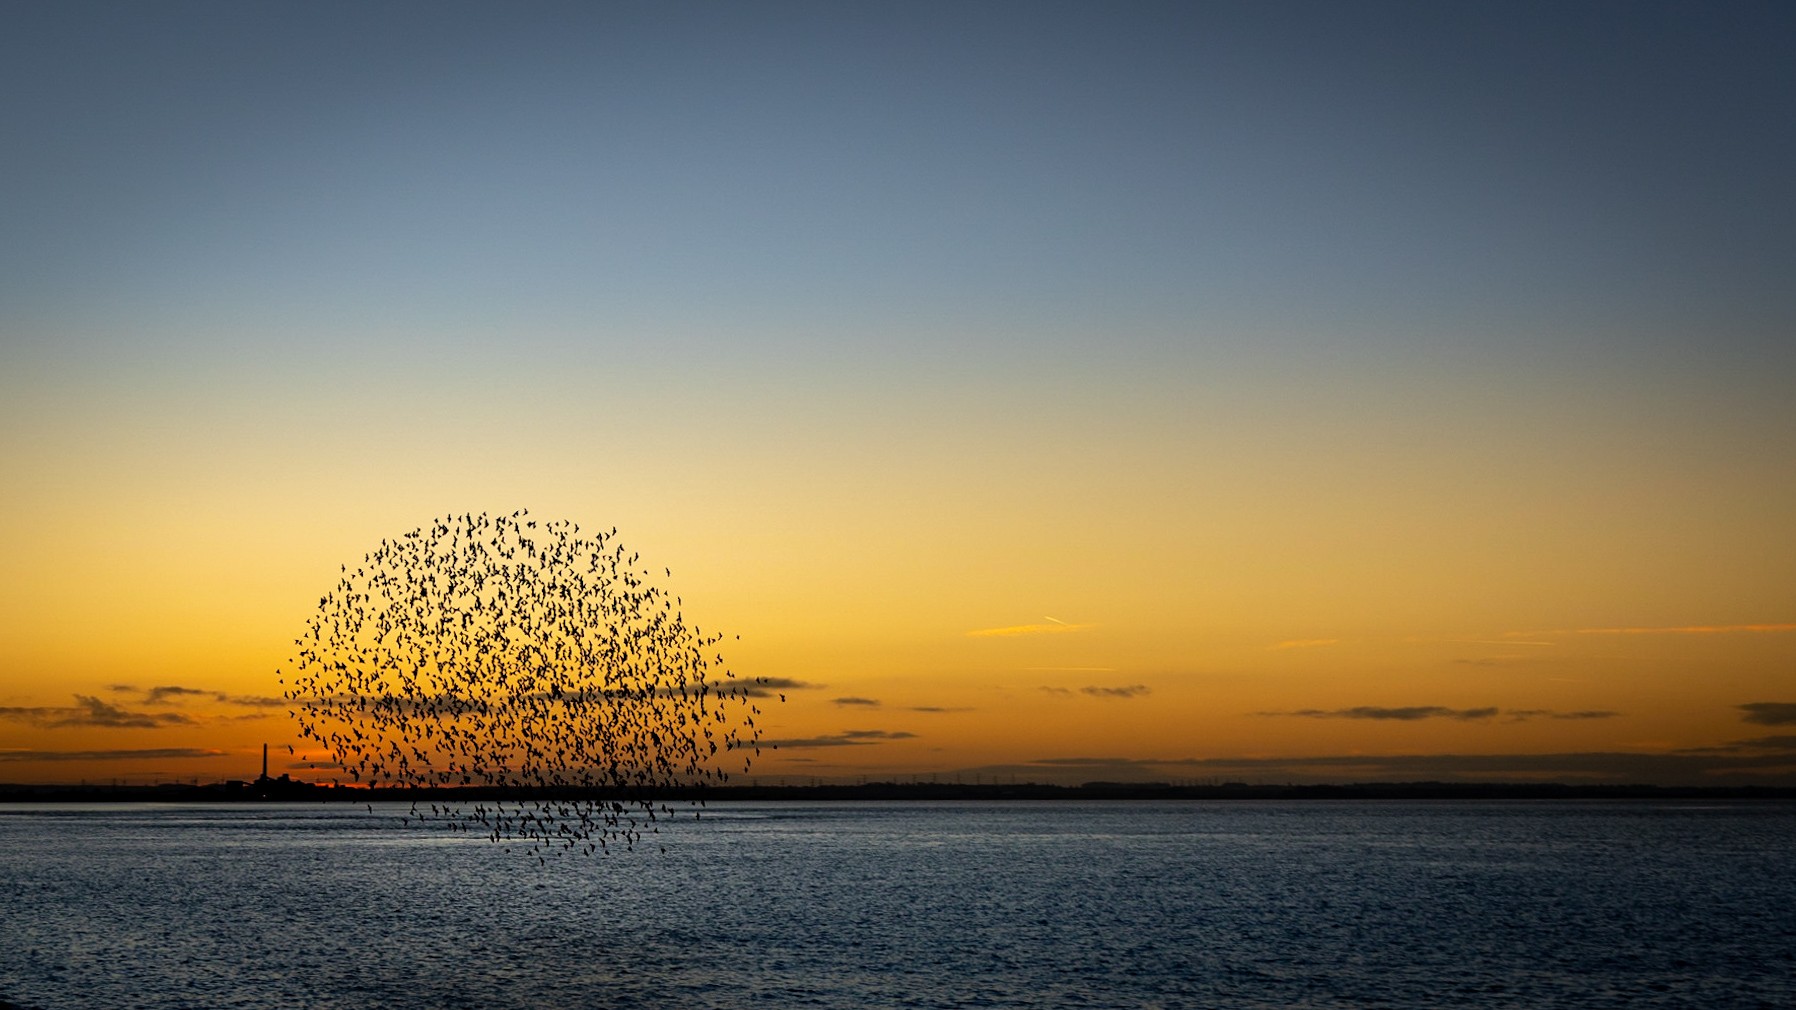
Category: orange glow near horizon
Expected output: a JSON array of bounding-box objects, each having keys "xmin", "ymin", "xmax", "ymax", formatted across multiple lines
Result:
[
  {"xmin": 3, "ymin": 540, "xmax": 1789, "ymax": 788},
  {"xmin": 3, "ymin": 349, "xmax": 1794, "ymax": 788}
]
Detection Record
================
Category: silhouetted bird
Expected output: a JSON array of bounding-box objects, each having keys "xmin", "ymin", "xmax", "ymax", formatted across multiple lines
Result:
[{"xmin": 282, "ymin": 509, "xmax": 777, "ymax": 858}]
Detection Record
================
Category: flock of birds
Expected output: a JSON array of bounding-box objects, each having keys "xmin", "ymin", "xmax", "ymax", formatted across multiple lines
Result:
[{"xmin": 282, "ymin": 510, "xmax": 771, "ymax": 857}]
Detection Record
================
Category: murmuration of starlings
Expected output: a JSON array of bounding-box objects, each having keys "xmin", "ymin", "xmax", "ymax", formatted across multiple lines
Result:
[{"xmin": 281, "ymin": 510, "xmax": 775, "ymax": 859}]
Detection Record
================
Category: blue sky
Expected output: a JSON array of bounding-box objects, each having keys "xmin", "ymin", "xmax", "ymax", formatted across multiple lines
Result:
[{"xmin": 8, "ymin": 2, "xmax": 1791, "ymax": 364}]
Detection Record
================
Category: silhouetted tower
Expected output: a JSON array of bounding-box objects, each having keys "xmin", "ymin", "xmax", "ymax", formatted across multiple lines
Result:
[{"xmin": 262, "ymin": 743, "xmax": 268, "ymax": 780}]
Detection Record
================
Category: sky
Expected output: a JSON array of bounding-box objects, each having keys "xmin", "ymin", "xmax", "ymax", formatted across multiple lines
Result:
[{"xmin": 2, "ymin": 1, "xmax": 1793, "ymax": 787}]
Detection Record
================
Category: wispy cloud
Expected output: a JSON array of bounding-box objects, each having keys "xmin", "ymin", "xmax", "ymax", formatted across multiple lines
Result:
[
  {"xmin": 833, "ymin": 696, "xmax": 881, "ymax": 707},
  {"xmin": 1739, "ymin": 702, "xmax": 1796, "ymax": 726},
  {"xmin": 1030, "ymin": 756, "xmax": 1166, "ymax": 767},
  {"xmin": 1675, "ymin": 735, "xmax": 1796, "ymax": 756},
  {"xmin": 1260, "ymin": 704, "xmax": 1621, "ymax": 723},
  {"xmin": 1512, "ymin": 623, "xmax": 1796, "ymax": 638},
  {"xmin": 753, "ymin": 730, "xmax": 918, "ymax": 749},
  {"xmin": 739, "ymin": 677, "xmax": 821, "ymax": 698},
  {"xmin": 1501, "ymin": 709, "xmax": 1622, "ymax": 722},
  {"xmin": 146, "ymin": 685, "xmax": 211, "ymax": 704},
  {"xmin": 220, "ymin": 695, "xmax": 286, "ymax": 708},
  {"xmin": 1740, "ymin": 735, "xmax": 1796, "ymax": 751},
  {"xmin": 1265, "ymin": 705, "xmax": 1618, "ymax": 723},
  {"xmin": 1266, "ymin": 705, "xmax": 1501, "ymax": 721},
  {"xmin": 0, "ymin": 695, "xmax": 194, "ymax": 729},
  {"xmin": 1453, "ymin": 656, "xmax": 1553, "ymax": 668},
  {"xmin": 1271, "ymin": 639, "xmax": 1339, "ymax": 650},
  {"xmin": 754, "ymin": 677, "xmax": 821, "ymax": 689},
  {"xmin": 108, "ymin": 684, "xmax": 289, "ymax": 709},
  {"xmin": 1081, "ymin": 684, "xmax": 1150, "ymax": 699},
  {"xmin": 907, "ymin": 705, "xmax": 973, "ymax": 713},
  {"xmin": 0, "ymin": 748, "xmax": 226, "ymax": 763},
  {"xmin": 968, "ymin": 617, "xmax": 1092, "ymax": 637},
  {"xmin": 1039, "ymin": 684, "xmax": 1150, "ymax": 699}
]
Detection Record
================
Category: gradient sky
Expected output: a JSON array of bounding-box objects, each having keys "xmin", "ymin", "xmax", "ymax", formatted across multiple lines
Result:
[{"xmin": 3, "ymin": 1, "xmax": 1793, "ymax": 786}]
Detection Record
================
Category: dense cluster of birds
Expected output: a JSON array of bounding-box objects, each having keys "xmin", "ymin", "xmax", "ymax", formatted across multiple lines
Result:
[{"xmin": 282, "ymin": 510, "xmax": 770, "ymax": 857}]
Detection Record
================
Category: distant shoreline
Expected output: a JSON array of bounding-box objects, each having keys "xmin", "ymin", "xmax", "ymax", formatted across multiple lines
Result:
[{"xmin": 2, "ymin": 780, "xmax": 1792, "ymax": 803}]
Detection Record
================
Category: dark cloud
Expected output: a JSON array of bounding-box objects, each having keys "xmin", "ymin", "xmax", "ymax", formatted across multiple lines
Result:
[
  {"xmin": 1504, "ymin": 709, "xmax": 1622, "ymax": 722},
  {"xmin": 106, "ymin": 684, "xmax": 208, "ymax": 704},
  {"xmin": 1739, "ymin": 702, "xmax": 1796, "ymax": 726},
  {"xmin": 0, "ymin": 748, "xmax": 225, "ymax": 763},
  {"xmin": 907, "ymin": 706, "xmax": 973, "ymax": 713},
  {"xmin": 753, "ymin": 729, "xmax": 918, "ymax": 749},
  {"xmin": 1677, "ymin": 735, "xmax": 1796, "ymax": 756},
  {"xmin": 1272, "ymin": 706, "xmax": 1501, "ymax": 721},
  {"xmin": 1041, "ymin": 685, "xmax": 1150, "ymax": 699},
  {"xmin": 217, "ymin": 695, "xmax": 287, "ymax": 708},
  {"xmin": 145, "ymin": 685, "xmax": 211, "ymax": 704},
  {"xmin": 739, "ymin": 677, "xmax": 821, "ymax": 699},
  {"xmin": 833, "ymin": 697, "xmax": 881, "ymax": 707},
  {"xmin": 69, "ymin": 696, "xmax": 195, "ymax": 727},
  {"xmin": 1262, "ymin": 705, "xmax": 1617, "ymax": 723},
  {"xmin": 0, "ymin": 696, "xmax": 194, "ymax": 729},
  {"xmin": 106, "ymin": 684, "xmax": 287, "ymax": 709},
  {"xmin": 1081, "ymin": 685, "xmax": 1150, "ymax": 699}
]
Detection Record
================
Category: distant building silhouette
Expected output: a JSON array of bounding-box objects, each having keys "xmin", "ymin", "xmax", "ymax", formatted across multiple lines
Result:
[{"xmin": 250, "ymin": 742, "xmax": 308, "ymax": 799}]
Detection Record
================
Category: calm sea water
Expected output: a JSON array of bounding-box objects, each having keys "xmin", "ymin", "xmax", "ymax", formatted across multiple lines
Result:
[{"xmin": 1, "ymin": 800, "xmax": 1792, "ymax": 1009}]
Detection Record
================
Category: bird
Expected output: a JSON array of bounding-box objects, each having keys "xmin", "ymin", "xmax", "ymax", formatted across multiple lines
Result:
[{"xmin": 281, "ymin": 508, "xmax": 778, "ymax": 860}]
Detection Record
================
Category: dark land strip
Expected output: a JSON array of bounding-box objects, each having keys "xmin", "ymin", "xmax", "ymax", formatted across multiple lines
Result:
[{"xmin": 2, "ymin": 780, "xmax": 1792, "ymax": 803}]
